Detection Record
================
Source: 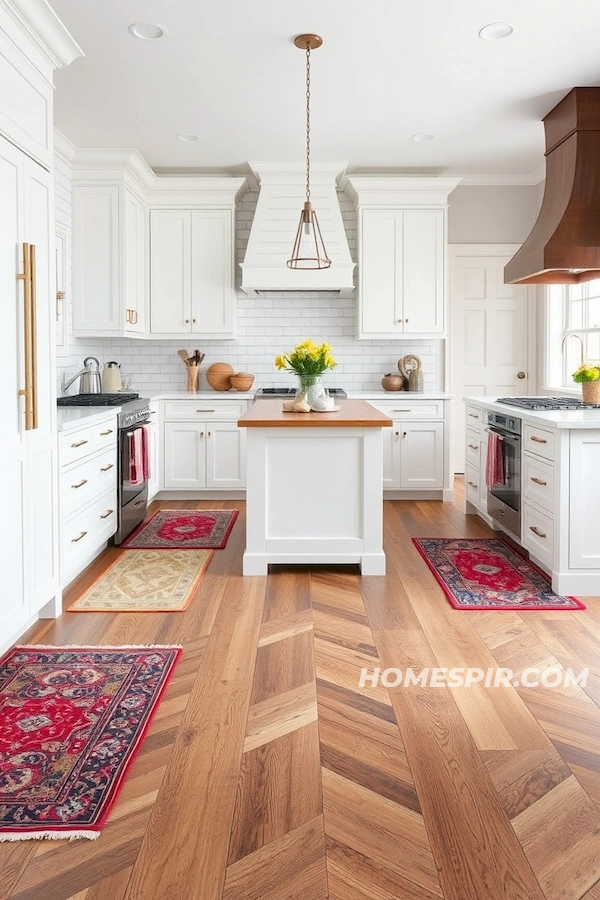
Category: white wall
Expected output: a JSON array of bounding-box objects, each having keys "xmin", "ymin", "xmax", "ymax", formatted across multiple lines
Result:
[
  {"xmin": 448, "ymin": 184, "xmax": 538, "ymax": 244},
  {"xmin": 55, "ymin": 172, "xmax": 441, "ymax": 394}
]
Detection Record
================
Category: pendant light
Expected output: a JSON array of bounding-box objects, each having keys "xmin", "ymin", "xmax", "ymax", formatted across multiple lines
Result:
[{"xmin": 287, "ymin": 34, "xmax": 331, "ymax": 270}]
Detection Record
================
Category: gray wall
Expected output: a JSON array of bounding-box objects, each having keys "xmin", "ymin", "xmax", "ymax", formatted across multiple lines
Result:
[{"xmin": 448, "ymin": 185, "xmax": 538, "ymax": 244}]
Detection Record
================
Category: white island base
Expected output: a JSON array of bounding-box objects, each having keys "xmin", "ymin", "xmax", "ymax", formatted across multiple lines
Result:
[{"xmin": 238, "ymin": 400, "xmax": 392, "ymax": 576}]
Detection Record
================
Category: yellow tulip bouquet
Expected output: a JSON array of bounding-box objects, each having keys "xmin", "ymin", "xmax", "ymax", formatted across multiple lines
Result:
[{"xmin": 275, "ymin": 339, "xmax": 337, "ymax": 392}]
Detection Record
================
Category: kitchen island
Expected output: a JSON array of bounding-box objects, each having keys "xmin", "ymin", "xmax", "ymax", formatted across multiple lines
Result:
[{"xmin": 238, "ymin": 399, "xmax": 392, "ymax": 575}]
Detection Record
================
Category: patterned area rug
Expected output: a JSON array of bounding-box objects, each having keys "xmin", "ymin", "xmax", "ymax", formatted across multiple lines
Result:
[
  {"xmin": 0, "ymin": 645, "xmax": 181, "ymax": 840},
  {"xmin": 412, "ymin": 537, "xmax": 585, "ymax": 610},
  {"xmin": 71, "ymin": 550, "xmax": 213, "ymax": 612},
  {"xmin": 122, "ymin": 509, "xmax": 239, "ymax": 550}
]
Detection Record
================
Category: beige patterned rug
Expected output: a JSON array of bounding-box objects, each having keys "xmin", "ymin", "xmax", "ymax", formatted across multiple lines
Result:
[{"xmin": 71, "ymin": 549, "xmax": 213, "ymax": 612}]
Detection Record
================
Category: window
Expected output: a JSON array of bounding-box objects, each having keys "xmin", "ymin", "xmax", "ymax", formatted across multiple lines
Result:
[{"xmin": 546, "ymin": 279, "xmax": 600, "ymax": 389}]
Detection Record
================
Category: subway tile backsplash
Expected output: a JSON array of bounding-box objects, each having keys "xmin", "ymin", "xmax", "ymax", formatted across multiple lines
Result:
[{"xmin": 55, "ymin": 155, "xmax": 443, "ymax": 395}]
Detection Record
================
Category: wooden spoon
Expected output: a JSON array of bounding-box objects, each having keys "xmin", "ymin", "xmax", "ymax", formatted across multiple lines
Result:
[{"xmin": 178, "ymin": 349, "xmax": 190, "ymax": 366}]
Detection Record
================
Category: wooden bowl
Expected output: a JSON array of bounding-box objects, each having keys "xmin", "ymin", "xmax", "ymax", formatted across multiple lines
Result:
[
  {"xmin": 206, "ymin": 362, "xmax": 234, "ymax": 391},
  {"xmin": 381, "ymin": 374, "xmax": 404, "ymax": 391},
  {"xmin": 230, "ymin": 372, "xmax": 255, "ymax": 392}
]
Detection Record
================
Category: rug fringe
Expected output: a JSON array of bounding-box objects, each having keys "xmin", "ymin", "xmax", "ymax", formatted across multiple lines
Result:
[
  {"xmin": 0, "ymin": 830, "xmax": 100, "ymax": 842},
  {"xmin": 16, "ymin": 644, "xmax": 183, "ymax": 650}
]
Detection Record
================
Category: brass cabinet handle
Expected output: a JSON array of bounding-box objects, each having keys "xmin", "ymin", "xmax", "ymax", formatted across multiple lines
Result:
[
  {"xmin": 132, "ymin": 310, "xmax": 138, "ymax": 324},
  {"xmin": 196, "ymin": 409, "xmax": 215, "ymax": 413},
  {"xmin": 126, "ymin": 309, "xmax": 131, "ymax": 323},
  {"xmin": 469, "ymin": 443, "xmax": 478, "ymax": 450},
  {"xmin": 530, "ymin": 476, "xmax": 547, "ymax": 486},
  {"xmin": 530, "ymin": 435, "xmax": 548, "ymax": 444},
  {"xmin": 17, "ymin": 243, "xmax": 37, "ymax": 430},
  {"xmin": 100, "ymin": 509, "xmax": 114, "ymax": 519},
  {"xmin": 100, "ymin": 429, "xmax": 113, "ymax": 436},
  {"xmin": 100, "ymin": 463, "xmax": 114, "ymax": 472},
  {"xmin": 71, "ymin": 531, "xmax": 88, "ymax": 543},
  {"xmin": 199, "ymin": 431, "xmax": 204, "ymax": 437},
  {"xmin": 71, "ymin": 439, "xmax": 89, "ymax": 448},
  {"xmin": 529, "ymin": 525, "xmax": 547, "ymax": 539},
  {"xmin": 393, "ymin": 409, "xmax": 412, "ymax": 412},
  {"xmin": 468, "ymin": 480, "xmax": 478, "ymax": 489},
  {"xmin": 402, "ymin": 431, "xmax": 407, "ymax": 438},
  {"xmin": 394, "ymin": 431, "xmax": 399, "ymax": 437},
  {"xmin": 71, "ymin": 479, "xmax": 88, "ymax": 489},
  {"xmin": 468, "ymin": 413, "xmax": 479, "ymax": 418}
]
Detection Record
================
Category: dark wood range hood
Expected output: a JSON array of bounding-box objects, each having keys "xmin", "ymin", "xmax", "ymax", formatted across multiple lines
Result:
[{"xmin": 505, "ymin": 87, "xmax": 600, "ymax": 285}]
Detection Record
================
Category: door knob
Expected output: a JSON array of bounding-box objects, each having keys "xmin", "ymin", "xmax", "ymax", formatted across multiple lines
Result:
[{"xmin": 517, "ymin": 371, "xmax": 526, "ymax": 379}]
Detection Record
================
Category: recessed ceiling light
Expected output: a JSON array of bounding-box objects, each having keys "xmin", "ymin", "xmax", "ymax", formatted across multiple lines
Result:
[
  {"xmin": 479, "ymin": 22, "xmax": 514, "ymax": 40},
  {"xmin": 411, "ymin": 133, "xmax": 434, "ymax": 142},
  {"xmin": 128, "ymin": 23, "xmax": 167, "ymax": 40},
  {"xmin": 177, "ymin": 133, "xmax": 200, "ymax": 142}
]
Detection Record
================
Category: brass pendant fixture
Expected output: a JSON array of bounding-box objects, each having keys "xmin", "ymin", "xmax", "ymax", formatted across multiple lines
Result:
[{"xmin": 287, "ymin": 34, "xmax": 331, "ymax": 270}]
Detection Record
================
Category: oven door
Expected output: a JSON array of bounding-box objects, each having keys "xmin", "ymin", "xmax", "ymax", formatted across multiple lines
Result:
[
  {"xmin": 120, "ymin": 423, "xmax": 148, "ymax": 505},
  {"xmin": 486, "ymin": 427, "xmax": 521, "ymax": 538}
]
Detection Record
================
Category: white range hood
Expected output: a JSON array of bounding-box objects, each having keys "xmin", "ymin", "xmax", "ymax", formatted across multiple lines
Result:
[{"xmin": 240, "ymin": 162, "xmax": 355, "ymax": 296}]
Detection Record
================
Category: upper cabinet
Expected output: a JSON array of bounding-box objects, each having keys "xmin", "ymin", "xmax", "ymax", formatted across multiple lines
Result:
[
  {"xmin": 346, "ymin": 177, "xmax": 460, "ymax": 340},
  {"xmin": 150, "ymin": 208, "xmax": 235, "ymax": 338},
  {"xmin": 71, "ymin": 150, "xmax": 245, "ymax": 339}
]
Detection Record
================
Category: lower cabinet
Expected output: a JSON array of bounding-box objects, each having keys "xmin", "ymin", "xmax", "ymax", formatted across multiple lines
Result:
[
  {"xmin": 163, "ymin": 419, "xmax": 246, "ymax": 490},
  {"xmin": 147, "ymin": 402, "xmax": 160, "ymax": 500},
  {"xmin": 370, "ymin": 399, "xmax": 447, "ymax": 492}
]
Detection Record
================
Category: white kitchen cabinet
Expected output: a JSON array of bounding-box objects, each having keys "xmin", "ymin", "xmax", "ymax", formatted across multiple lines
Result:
[
  {"xmin": 163, "ymin": 421, "xmax": 245, "ymax": 490},
  {"xmin": 72, "ymin": 178, "xmax": 148, "ymax": 337},
  {"xmin": 150, "ymin": 208, "xmax": 235, "ymax": 338},
  {"xmin": 346, "ymin": 177, "xmax": 459, "ymax": 340},
  {"xmin": 569, "ymin": 431, "xmax": 600, "ymax": 570},
  {"xmin": 400, "ymin": 422, "xmax": 444, "ymax": 489},
  {"xmin": 147, "ymin": 401, "xmax": 160, "ymax": 500}
]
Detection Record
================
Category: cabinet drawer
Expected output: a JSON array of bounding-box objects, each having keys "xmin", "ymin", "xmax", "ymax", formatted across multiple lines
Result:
[
  {"xmin": 93, "ymin": 420, "xmax": 118, "ymax": 451},
  {"xmin": 60, "ymin": 448, "xmax": 118, "ymax": 518},
  {"xmin": 59, "ymin": 426, "xmax": 95, "ymax": 466},
  {"xmin": 163, "ymin": 400, "xmax": 247, "ymax": 421},
  {"xmin": 522, "ymin": 502, "xmax": 554, "ymax": 568},
  {"xmin": 465, "ymin": 464, "xmax": 481, "ymax": 505},
  {"xmin": 523, "ymin": 424, "xmax": 555, "ymax": 461},
  {"xmin": 466, "ymin": 429, "xmax": 480, "ymax": 467},
  {"xmin": 522, "ymin": 453, "xmax": 555, "ymax": 514},
  {"xmin": 466, "ymin": 405, "xmax": 484, "ymax": 431},
  {"xmin": 61, "ymin": 489, "xmax": 117, "ymax": 577},
  {"xmin": 370, "ymin": 399, "xmax": 443, "ymax": 419}
]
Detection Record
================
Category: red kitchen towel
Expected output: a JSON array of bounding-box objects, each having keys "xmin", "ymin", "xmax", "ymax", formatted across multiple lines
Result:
[
  {"xmin": 141, "ymin": 424, "xmax": 151, "ymax": 481},
  {"xmin": 485, "ymin": 431, "xmax": 505, "ymax": 487},
  {"xmin": 129, "ymin": 429, "xmax": 145, "ymax": 486}
]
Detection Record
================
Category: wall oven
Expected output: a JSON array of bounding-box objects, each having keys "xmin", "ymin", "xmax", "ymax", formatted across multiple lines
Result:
[
  {"xmin": 486, "ymin": 411, "xmax": 522, "ymax": 540},
  {"xmin": 113, "ymin": 399, "xmax": 151, "ymax": 545}
]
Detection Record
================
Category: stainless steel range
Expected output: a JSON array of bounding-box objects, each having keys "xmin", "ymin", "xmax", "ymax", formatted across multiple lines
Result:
[
  {"xmin": 254, "ymin": 387, "xmax": 347, "ymax": 399},
  {"xmin": 57, "ymin": 393, "xmax": 151, "ymax": 544},
  {"xmin": 497, "ymin": 396, "xmax": 600, "ymax": 410}
]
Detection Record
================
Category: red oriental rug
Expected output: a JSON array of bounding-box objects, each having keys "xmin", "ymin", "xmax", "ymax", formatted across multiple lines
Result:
[
  {"xmin": 412, "ymin": 537, "xmax": 585, "ymax": 610},
  {"xmin": 122, "ymin": 509, "xmax": 239, "ymax": 550},
  {"xmin": 0, "ymin": 645, "xmax": 181, "ymax": 840}
]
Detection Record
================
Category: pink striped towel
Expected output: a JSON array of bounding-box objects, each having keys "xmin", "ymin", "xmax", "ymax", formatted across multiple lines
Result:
[{"xmin": 485, "ymin": 431, "xmax": 505, "ymax": 487}]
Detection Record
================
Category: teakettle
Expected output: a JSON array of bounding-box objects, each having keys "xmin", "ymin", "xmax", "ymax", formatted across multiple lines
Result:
[
  {"xmin": 102, "ymin": 361, "xmax": 122, "ymax": 393},
  {"xmin": 63, "ymin": 356, "xmax": 102, "ymax": 394}
]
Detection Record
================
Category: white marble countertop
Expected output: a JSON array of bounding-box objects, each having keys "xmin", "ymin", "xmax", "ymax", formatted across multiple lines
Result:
[
  {"xmin": 57, "ymin": 407, "xmax": 120, "ymax": 433},
  {"xmin": 348, "ymin": 391, "xmax": 452, "ymax": 400},
  {"xmin": 146, "ymin": 390, "xmax": 256, "ymax": 400},
  {"xmin": 464, "ymin": 396, "xmax": 600, "ymax": 430}
]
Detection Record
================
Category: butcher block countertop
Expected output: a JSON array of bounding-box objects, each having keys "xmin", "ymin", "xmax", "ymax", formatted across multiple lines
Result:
[{"xmin": 237, "ymin": 398, "xmax": 393, "ymax": 428}]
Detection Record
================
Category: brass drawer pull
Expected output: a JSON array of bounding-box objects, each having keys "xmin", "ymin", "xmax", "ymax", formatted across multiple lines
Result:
[
  {"xmin": 530, "ymin": 476, "xmax": 547, "ymax": 486},
  {"xmin": 100, "ymin": 464, "xmax": 114, "ymax": 472},
  {"xmin": 71, "ymin": 439, "xmax": 89, "ymax": 448},
  {"xmin": 100, "ymin": 429, "xmax": 113, "ymax": 436},
  {"xmin": 71, "ymin": 531, "xmax": 88, "ymax": 543},
  {"xmin": 469, "ymin": 443, "xmax": 478, "ymax": 450},
  {"xmin": 100, "ymin": 509, "xmax": 114, "ymax": 520},
  {"xmin": 196, "ymin": 409, "xmax": 215, "ymax": 413},
  {"xmin": 71, "ymin": 479, "xmax": 88, "ymax": 489},
  {"xmin": 468, "ymin": 413, "xmax": 479, "ymax": 418},
  {"xmin": 529, "ymin": 525, "xmax": 547, "ymax": 539},
  {"xmin": 393, "ymin": 409, "xmax": 412, "ymax": 412},
  {"xmin": 468, "ymin": 480, "xmax": 478, "ymax": 489},
  {"xmin": 530, "ymin": 436, "xmax": 548, "ymax": 444}
]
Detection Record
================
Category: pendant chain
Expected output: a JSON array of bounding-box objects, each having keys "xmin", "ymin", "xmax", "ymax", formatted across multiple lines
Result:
[{"xmin": 305, "ymin": 44, "xmax": 311, "ymax": 203}]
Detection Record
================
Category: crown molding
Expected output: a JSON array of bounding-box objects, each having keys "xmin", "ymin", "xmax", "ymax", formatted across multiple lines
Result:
[
  {"xmin": 3, "ymin": 0, "xmax": 84, "ymax": 69},
  {"xmin": 53, "ymin": 128, "xmax": 76, "ymax": 162}
]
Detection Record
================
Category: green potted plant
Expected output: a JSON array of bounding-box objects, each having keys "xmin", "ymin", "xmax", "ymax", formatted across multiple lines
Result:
[{"xmin": 572, "ymin": 363, "xmax": 600, "ymax": 404}]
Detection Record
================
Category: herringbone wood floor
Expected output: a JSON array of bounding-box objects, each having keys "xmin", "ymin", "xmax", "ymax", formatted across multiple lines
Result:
[{"xmin": 2, "ymin": 484, "xmax": 600, "ymax": 899}]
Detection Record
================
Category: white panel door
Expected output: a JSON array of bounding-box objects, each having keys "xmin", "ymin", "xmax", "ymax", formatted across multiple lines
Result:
[
  {"xmin": 569, "ymin": 431, "xmax": 600, "ymax": 569},
  {"xmin": 55, "ymin": 223, "xmax": 68, "ymax": 355},
  {"xmin": 125, "ymin": 190, "xmax": 146, "ymax": 334},
  {"xmin": 403, "ymin": 209, "xmax": 444, "ymax": 334},
  {"xmin": 206, "ymin": 422, "xmax": 246, "ymax": 488},
  {"xmin": 73, "ymin": 184, "xmax": 120, "ymax": 333},
  {"xmin": 450, "ymin": 249, "xmax": 531, "ymax": 471},
  {"xmin": 24, "ymin": 157, "xmax": 57, "ymax": 611},
  {"xmin": 191, "ymin": 209, "xmax": 234, "ymax": 336},
  {"xmin": 360, "ymin": 209, "xmax": 402, "ymax": 335},
  {"xmin": 382, "ymin": 425, "xmax": 401, "ymax": 488},
  {"xmin": 150, "ymin": 210, "xmax": 191, "ymax": 334},
  {"xmin": 0, "ymin": 135, "xmax": 28, "ymax": 636},
  {"xmin": 163, "ymin": 422, "xmax": 206, "ymax": 489},
  {"xmin": 400, "ymin": 422, "xmax": 444, "ymax": 489}
]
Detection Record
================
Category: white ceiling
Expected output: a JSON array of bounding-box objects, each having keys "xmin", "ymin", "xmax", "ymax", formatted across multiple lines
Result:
[{"xmin": 50, "ymin": 0, "xmax": 600, "ymax": 177}]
